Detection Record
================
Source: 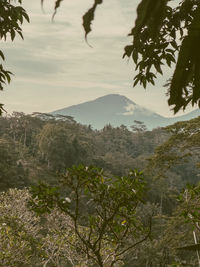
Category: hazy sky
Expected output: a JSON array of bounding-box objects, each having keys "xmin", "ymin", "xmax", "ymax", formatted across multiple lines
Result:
[{"xmin": 1, "ymin": 0, "xmax": 196, "ymax": 117}]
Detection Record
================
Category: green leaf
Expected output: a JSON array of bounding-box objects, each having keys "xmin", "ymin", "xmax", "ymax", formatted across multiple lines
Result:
[
  {"xmin": 10, "ymin": 29, "xmax": 16, "ymax": 41},
  {"xmin": 52, "ymin": 0, "xmax": 64, "ymax": 20},
  {"xmin": 82, "ymin": 0, "xmax": 103, "ymax": 42},
  {"xmin": 123, "ymin": 45, "xmax": 133, "ymax": 58},
  {"xmin": 22, "ymin": 10, "xmax": 30, "ymax": 23},
  {"xmin": 0, "ymin": 51, "xmax": 5, "ymax": 61}
]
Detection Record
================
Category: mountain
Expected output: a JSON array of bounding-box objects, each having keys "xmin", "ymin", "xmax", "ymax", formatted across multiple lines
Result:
[{"xmin": 51, "ymin": 94, "xmax": 200, "ymax": 130}]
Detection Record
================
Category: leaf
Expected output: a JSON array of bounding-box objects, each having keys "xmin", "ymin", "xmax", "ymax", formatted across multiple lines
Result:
[
  {"xmin": 82, "ymin": 0, "xmax": 103, "ymax": 43},
  {"xmin": 171, "ymin": 40, "xmax": 178, "ymax": 50},
  {"xmin": 154, "ymin": 62, "xmax": 163, "ymax": 75},
  {"xmin": 168, "ymin": 36, "xmax": 193, "ymax": 112},
  {"xmin": 123, "ymin": 45, "xmax": 133, "ymax": 58},
  {"xmin": 17, "ymin": 31, "xmax": 24, "ymax": 40},
  {"xmin": 132, "ymin": 50, "xmax": 138, "ymax": 64},
  {"xmin": 52, "ymin": 0, "xmax": 64, "ymax": 21},
  {"xmin": 170, "ymin": 28, "xmax": 176, "ymax": 39},
  {"xmin": 130, "ymin": 0, "xmax": 168, "ymax": 37},
  {"xmin": 10, "ymin": 29, "xmax": 15, "ymax": 41},
  {"xmin": 41, "ymin": 0, "xmax": 44, "ymax": 8},
  {"xmin": 166, "ymin": 53, "xmax": 176, "ymax": 64},
  {"xmin": 0, "ymin": 51, "xmax": 5, "ymax": 61},
  {"xmin": 142, "ymin": 78, "xmax": 147, "ymax": 89},
  {"xmin": 22, "ymin": 10, "xmax": 30, "ymax": 23},
  {"xmin": 4, "ymin": 72, "xmax": 11, "ymax": 84},
  {"xmin": 133, "ymin": 75, "xmax": 141, "ymax": 87},
  {"xmin": 0, "ymin": 104, "xmax": 5, "ymax": 116}
]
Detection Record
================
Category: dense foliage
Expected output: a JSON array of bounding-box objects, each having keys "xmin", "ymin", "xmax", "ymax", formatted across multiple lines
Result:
[
  {"xmin": 0, "ymin": 112, "xmax": 199, "ymax": 209},
  {"xmin": 124, "ymin": 0, "xmax": 200, "ymax": 113},
  {"xmin": 1, "ymin": 113, "xmax": 200, "ymax": 265},
  {"xmin": 1, "ymin": 1, "xmax": 200, "ymax": 265},
  {"xmin": 29, "ymin": 166, "xmax": 151, "ymax": 266},
  {"xmin": 0, "ymin": 112, "xmax": 168, "ymax": 188},
  {"xmin": 0, "ymin": 0, "xmax": 29, "ymax": 114}
]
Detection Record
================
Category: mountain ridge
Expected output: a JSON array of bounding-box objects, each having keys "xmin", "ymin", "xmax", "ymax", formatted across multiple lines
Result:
[{"xmin": 51, "ymin": 94, "xmax": 200, "ymax": 130}]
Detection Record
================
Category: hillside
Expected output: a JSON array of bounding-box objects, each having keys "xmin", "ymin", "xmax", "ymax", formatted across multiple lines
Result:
[
  {"xmin": 1, "ymin": 113, "xmax": 200, "ymax": 266},
  {"xmin": 52, "ymin": 94, "xmax": 200, "ymax": 130}
]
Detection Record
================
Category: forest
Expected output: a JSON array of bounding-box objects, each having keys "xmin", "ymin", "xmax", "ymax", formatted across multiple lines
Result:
[
  {"xmin": 1, "ymin": 112, "xmax": 200, "ymax": 266},
  {"xmin": 2, "ymin": 0, "xmax": 200, "ymax": 266}
]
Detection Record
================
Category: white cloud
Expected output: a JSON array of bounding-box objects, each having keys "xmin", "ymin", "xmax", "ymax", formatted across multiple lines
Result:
[{"xmin": 122, "ymin": 102, "xmax": 135, "ymax": 116}]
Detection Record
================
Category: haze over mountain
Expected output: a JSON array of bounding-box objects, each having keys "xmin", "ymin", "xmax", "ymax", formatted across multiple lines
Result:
[{"xmin": 52, "ymin": 94, "xmax": 200, "ymax": 130}]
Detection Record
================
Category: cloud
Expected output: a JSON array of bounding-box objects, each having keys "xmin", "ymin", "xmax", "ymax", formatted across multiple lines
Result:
[
  {"xmin": 122, "ymin": 103, "xmax": 135, "ymax": 116},
  {"xmin": 1, "ymin": 0, "xmax": 197, "ymax": 117}
]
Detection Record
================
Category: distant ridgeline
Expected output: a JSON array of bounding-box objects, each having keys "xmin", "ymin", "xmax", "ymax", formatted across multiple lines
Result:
[{"xmin": 51, "ymin": 94, "xmax": 200, "ymax": 130}]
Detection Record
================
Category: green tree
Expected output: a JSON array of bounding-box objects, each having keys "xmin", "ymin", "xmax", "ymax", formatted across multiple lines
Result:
[
  {"xmin": 0, "ymin": 137, "xmax": 28, "ymax": 190},
  {"xmin": 0, "ymin": 188, "xmax": 98, "ymax": 266},
  {"xmin": 144, "ymin": 117, "xmax": 200, "ymax": 214},
  {"xmin": 148, "ymin": 116, "xmax": 200, "ymax": 179},
  {"xmin": 29, "ymin": 165, "xmax": 152, "ymax": 266},
  {"xmin": 36, "ymin": 122, "xmax": 94, "ymax": 171},
  {"xmin": 130, "ymin": 120, "xmax": 147, "ymax": 134},
  {"xmin": 0, "ymin": 0, "xmax": 29, "ymax": 114},
  {"xmin": 156, "ymin": 184, "xmax": 200, "ymax": 266},
  {"xmin": 37, "ymin": 123, "xmax": 76, "ymax": 171},
  {"xmin": 0, "ymin": 189, "xmax": 41, "ymax": 266}
]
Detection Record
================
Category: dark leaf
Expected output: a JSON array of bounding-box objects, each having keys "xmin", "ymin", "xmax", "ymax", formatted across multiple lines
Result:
[
  {"xmin": 52, "ymin": 0, "xmax": 64, "ymax": 20},
  {"xmin": 0, "ymin": 51, "xmax": 5, "ymax": 61},
  {"xmin": 82, "ymin": 0, "xmax": 103, "ymax": 42}
]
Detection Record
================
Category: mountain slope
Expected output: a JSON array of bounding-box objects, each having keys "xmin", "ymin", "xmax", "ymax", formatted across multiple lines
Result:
[{"xmin": 51, "ymin": 94, "xmax": 200, "ymax": 130}]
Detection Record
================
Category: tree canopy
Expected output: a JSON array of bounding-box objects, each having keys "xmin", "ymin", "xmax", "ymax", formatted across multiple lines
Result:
[
  {"xmin": 1, "ymin": 112, "xmax": 200, "ymax": 265},
  {"xmin": 0, "ymin": 0, "xmax": 29, "ymax": 114},
  {"xmin": 29, "ymin": 165, "xmax": 151, "ymax": 266}
]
